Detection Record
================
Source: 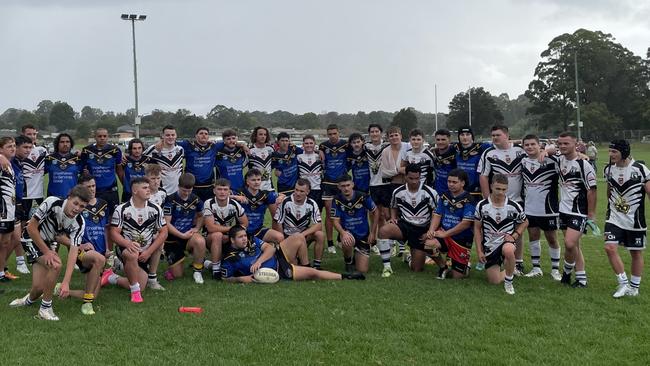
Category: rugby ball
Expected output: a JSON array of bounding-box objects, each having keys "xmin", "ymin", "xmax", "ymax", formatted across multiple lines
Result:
[{"xmin": 253, "ymin": 268, "xmax": 280, "ymax": 284}]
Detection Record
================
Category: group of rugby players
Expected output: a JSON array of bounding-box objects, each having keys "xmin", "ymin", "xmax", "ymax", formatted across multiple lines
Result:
[{"xmin": 1, "ymin": 122, "xmax": 648, "ymax": 321}]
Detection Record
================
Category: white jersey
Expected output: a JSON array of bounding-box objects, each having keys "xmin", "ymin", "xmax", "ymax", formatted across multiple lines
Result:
[
  {"xmin": 475, "ymin": 197, "xmax": 526, "ymax": 254},
  {"xmin": 477, "ymin": 144, "xmax": 525, "ymax": 202},
  {"xmin": 274, "ymin": 194, "xmax": 321, "ymax": 236},
  {"xmin": 0, "ymin": 167, "xmax": 16, "ymax": 221},
  {"xmin": 28, "ymin": 197, "xmax": 85, "ymax": 246},
  {"xmin": 297, "ymin": 152, "xmax": 322, "ymax": 190},
  {"xmin": 365, "ymin": 141, "xmax": 388, "ymax": 187},
  {"xmin": 144, "ymin": 145, "xmax": 184, "ymax": 195},
  {"xmin": 23, "ymin": 145, "xmax": 47, "ymax": 199},
  {"xmin": 521, "ymin": 156, "xmax": 560, "ymax": 217},
  {"xmin": 248, "ymin": 144, "xmax": 275, "ymax": 191},
  {"xmin": 149, "ymin": 188, "xmax": 168, "ymax": 208},
  {"xmin": 604, "ymin": 160, "xmax": 650, "ymax": 230},
  {"xmin": 390, "ymin": 183, "xmax": 438, "ymax": 227},
  {"xmin": 401, "ymin": 148, "xmax": 434, "ymax": 185},
  {"xmin": 203, "ymin": 197, "xmax": 246, "ymax": 227},
  {"xmin": 557, "ymin": 155, "xmax": 597, "ymax": 217},
  {"xmin": 111, "ymin": 200, "xmax": 166, "ymax": 251}
]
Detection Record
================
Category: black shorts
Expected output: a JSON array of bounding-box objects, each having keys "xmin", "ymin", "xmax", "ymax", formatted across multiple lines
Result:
[
  {"xmin": 115, "ymin": 247, "xmax": 151, "ymax": 273},
  {"xmin": 251, "ymin": 227, "xmax": 270, "ymax": 242},
  {"xmin": 164, "ymin": 235, "xmax": 189, "ymax": 265},
  {"xmin": 559, "ymin": 213, "xmax": 587, "ymax": 233},
  {"xmin": 604, "ymin": 223, "xmax": 646, "ymax": 250},
  {"xmin": 21, "ymin": 237, "xmax": 59, "ymax": 264},
  {"xmin": 307, "ymin": 189, "xmax": 322, "ymax": 210},
  {"xmin": 353, "ymin": 235, "xmax": 370, "ymax": 257},
  {"xmin": 15, "ymin": 201, "xmax": 28, "ymax": 222},
  {"xmin": 0, "ymin": 220, "xmax": 15, "ymax": 234},
  {"xmin": 527, "ymin": 215, "xmax": 559, "ymax": 231},
  {"xmin": 274, "ymin": 245, "xmax": 295, "ymax": 280},
  {"xmin": 193, "ymin": 184, "xmax": 215, "ymax": 203},
  {"xmin": 277, "ymin": 183, "xmax": 295, "ymax": 195},
  {"xmin": 370, "ymin": 185, "xmax": 392, "ymax": 207},
  {"xmin": 485, "ymin": 245, "xmax": 504, "ymax": 269},
  {"xmin": 396, "ymin": 220, "xmax": 429, "ymax": 251},
  {"xmin": 321, "ymin": 182, "xmax": 339, "ymax": 200},
  {"xmin": 96, "ymin": 189, "xmax": 120, "ymax": 216},
  {"xmin": 22, "ymin": 198, "xmax": 44, "ymax": 217}
]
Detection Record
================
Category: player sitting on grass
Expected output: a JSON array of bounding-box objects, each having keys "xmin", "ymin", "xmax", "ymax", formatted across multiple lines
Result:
[
  {"xmin": 474, "ymin": 174, "xmax": 528, "ymax": 295},
  {"xmin": 162, "ymin": 173, "xmax": 206, "ymax": 284},
  {"xmin": 275, "ymin": 178, "xmax": 325, "ymax": 269},
  {"xmin": 10, "ymin": 185, "xmax": 91, "ymax": 321},
  {"xmin": 203, "ymin": 178, "xmax": 249, "ymax": 280},
  {"xmin": 331, "ymin": 174, "xmax": 378, "ymax": 274},
  {"xmin": 52, "ymin": 175, "xmax": 108, "ymax": 315},
  {"xmin": 101, "ymin": 177, "xmax": 168, "ymax": 303},
  {"xmin": 222, "ymin": 225, "xmax": 365, "ymax": 283}
]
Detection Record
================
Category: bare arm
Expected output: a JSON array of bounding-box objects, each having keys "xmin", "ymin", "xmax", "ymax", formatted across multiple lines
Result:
[
  {"xmin": 368, "ymin": 208, "xmax": 379, "ymax": 244},
  {"xmin": 587, "ymin": 187, "xmax": 597, "ymax": 220},
  {"xmin": 109, "ymin": 226, "xmax": 140, "ymax": 253},
  {"xmin": 474, "ymin": 219, "xmax": 485, "ymax": 263},
  {"xmin": 479, "ymin": 176, "xmax": 490, "ymax": 199},
  {"xmin": 250, "ymin": 242, "xmax": 277, "ymax": 273},
  {"xmin": 165, "ymin": 216, "xmax": 187, "ymax": 239},
  {"xmin": 116, "ymin": 164, "xmax": 125, "ymax": 184}
]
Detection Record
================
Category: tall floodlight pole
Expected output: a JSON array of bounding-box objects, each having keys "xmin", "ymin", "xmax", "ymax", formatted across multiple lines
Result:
[
  {"xmin": 434, "ymin": 84, "xmax": 438, "ymax": 131},
  {"xmin": 121, "ymin": 14, "xmax": 147, "ymax": 138},
  {"xmin": 468, "ymin": 87, "xmax": 472, "ymax": 126},
  {"xmin": 574, "ymin": 51, "xmax": 581, "ymax": 141}
]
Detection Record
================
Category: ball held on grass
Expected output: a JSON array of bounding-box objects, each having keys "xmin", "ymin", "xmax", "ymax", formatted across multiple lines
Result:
[{"xmin": 253, "ymin": 268, "xmax": 280, "ymax": 284}]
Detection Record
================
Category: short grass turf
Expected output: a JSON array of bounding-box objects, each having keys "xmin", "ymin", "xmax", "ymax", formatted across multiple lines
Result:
[{"xmin": 1, "ymin": 144, "xmax": 650, "ymax": 365}]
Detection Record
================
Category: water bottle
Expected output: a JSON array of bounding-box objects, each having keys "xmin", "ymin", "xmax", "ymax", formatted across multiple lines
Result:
[{"xmin": 475, "ymin": 262, "xmax": 485, "ymax": 271}]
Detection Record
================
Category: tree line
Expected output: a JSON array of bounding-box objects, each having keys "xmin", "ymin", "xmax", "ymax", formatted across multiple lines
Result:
[{"xmin": 2, "ymin": 29, "xmax": 648, "ymax": 141}]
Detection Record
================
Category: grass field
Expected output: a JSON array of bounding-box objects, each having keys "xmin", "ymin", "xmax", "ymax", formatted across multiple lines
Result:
[{"xmin": 2, "ymin": 144, "xmax": 650, "ymax": 365}]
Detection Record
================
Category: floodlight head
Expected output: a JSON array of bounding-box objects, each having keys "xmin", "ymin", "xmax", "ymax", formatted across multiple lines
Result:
[
  {"xmin": 129, "ymin": 14, "xmax": 137, "ymax": 19},
  {"xmin": 138, "ymin": 15, "xmax": 147, "ymax": 20},
  {"xmin": 121, "ymin": 14, "xmax": 129, "ymax": 19}
]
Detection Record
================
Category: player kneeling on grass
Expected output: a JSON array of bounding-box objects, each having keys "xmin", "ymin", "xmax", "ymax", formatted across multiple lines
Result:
[
  {"xmin": 603, "ymin": 140, "xmax": 650, "ymax": 298},
  {"xmin": 162, "ymin": 173, "xmax": 206, "ymax": 284},
  {"xmin": 222, "ymin": 225, "xmax": 364, "ymax": 283},
  {"xmin": 331, "ymin": 175, "xmax": 378, "ymax": 274},
  {"xmin": 10, "ymin": 185, "xmax": 91, "ymax": 321},
  {"xmin": 52, "ymin": 175, "xmax": 108, "ymax": 315},
  {"xmin": 203, "ymin": 178, "xmax": 248, "ymax": 280},
  {"xmin": 474, "ymin": 174, "xmax": 528, "ymax": 295},
  {"xmin": 101, "ymin": 177, "xmax": 167, "ymax": 303},
  {"xmin": 426, "ymin": 169, "xmax": 475, "ymax": 279},
  {"xmin": 275, "ymin": 179, "xmax": 325, "ymax": 269}
]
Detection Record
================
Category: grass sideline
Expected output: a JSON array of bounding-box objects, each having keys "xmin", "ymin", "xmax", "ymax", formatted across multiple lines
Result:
[{"xmin": 1, "ymin": 144, "xmax": 649, "ymax": 365}]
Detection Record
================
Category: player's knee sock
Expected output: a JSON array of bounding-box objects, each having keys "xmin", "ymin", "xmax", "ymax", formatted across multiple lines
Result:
[
  {"xmin": 504, "ymin": 275, "xmax": 514, "ymax": 284},
  {"xmin": 529, "ymin": 240, "xmax": 541, "ymax": 268},
  {"xmin": 0, "ymin": 270, "xmax": 5, "ymax": 278},
  {"xmin": 83, "ymin": 293, "xmax": 95, "ymax": 304},
  {"xmin": 575, "ymin": 271, "xmax": 587, "ymax": 285},
  {"xmin": 147, "ymin": 273, "xmax": 158, "ymax": 283},
  {"xmin": 312, "ymin": 259, "xmax": 321, "ymax": 269},
  {"xmin": 129, "ymin": 283, "xmax": 141, "ymax": 293},
  {"xmin": 327, "ymin": 240, "xmax": 334, "ymax": 248},
  {"xmin": 377, "ymin": 239, "xmax": 392, "ymax": 268},
  {"xmin": 16, "ymin": 256, "xmax": 25, "ymax": 265},
  {"xmin": 398, "ymin": 240, "xmax": 405, "ymax": 253},
  {"xmin": 212, "ymin": 260, "xmax": 221, "ymax": 274},
  {"xmin": 549, "ymin": 247, "xmax": 560, "ymax": 270},
  {"xmin": 630, "ymin": 276, "xmax": 641, "ymax": 289},
  {"xmin": 563, "ymin": 261, "xmax": 575, "ymax": 275},
  {"xmin": 40, "ymin": 299, "xmax": 52, "ymax": 311},
  {"xmin": 192, "ymin": 262, "xmax": 203, "ymax": 273},
  {"xmin": 108, "ymin": 273, "xmax": 119, "ymax": 285},
  {"xmin": 25, "ymin": 296, "xmax": 34, "ymax": 306},
  {"xmin": 515, "ymin": 259, "xmax": 524, "ymax": 269},
  {"xmin": 344, "ymin": 256, "xmax": 353, "ymax": 265},
  {"xmin": 616, "ymin": 272, "xmax": 628, "ymax": 285}
]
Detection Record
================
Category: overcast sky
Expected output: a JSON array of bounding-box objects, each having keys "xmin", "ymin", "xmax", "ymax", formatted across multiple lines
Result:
[{"xmin": 1, "ymin": 0, "xmax": 648, "ymax": 117}]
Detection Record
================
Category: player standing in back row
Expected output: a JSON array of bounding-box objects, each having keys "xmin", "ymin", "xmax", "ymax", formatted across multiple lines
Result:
[
  {"xmin": 320, "ymin": 124, "xmax": 349, "ymax": 254},
  {"xmin": 603, "ymin": 140, "xmax": 649, "ymax": 297}
]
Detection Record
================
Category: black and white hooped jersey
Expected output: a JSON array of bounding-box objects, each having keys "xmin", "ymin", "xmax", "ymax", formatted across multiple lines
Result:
[
  {"xmin": 111, "ymin": 200, "xmax": 166, "ymax": 251},
  {"xmin": 521, "ymin": 156, "xmax": 560, "ymax": 217},
  {"xmin": 557, "ymin": 155, "xmax": 597, "ymax": 217},
  {"xmin": 297, "ymin": 152, "xmax": 322, "ymax": 190},
  {"xmin": 149, "ymin": 188, "xmax": 168, "ymax": 208},
  {"xmin": 248, "ymin": 144, "xmax": 275, "ymax": 191},
  {"xmin": 401, "ymin": 148, "xmax": 434, "ymax": 185},
  {"xmin": 0, "ymin": 166, "xmax": 16, "ymax": 221},
  {"xmin": 390, "ymin": 184, "xmax": 438, "ymax": 227},
  {"xmin": 604, "ymin": 160, "xmax": 650, "ymax": 230},
  {"xmin": 202, "ymin": 197, "xmax": 246, "ymax": 227},
  {"xmin": 477, "ymin": 145, "xmax": 526, "ymax": 202},
  {"xmin": 25, "ymin": 197, "xmax": 85, "ymax": 246},
  {"xmin": 144, "ymin": 145, "xmax": 184, "ymax": 195},
  {"xmin": 365, "ymin": 141, "xmax": 389, "ymax": 187},
  {"xmin": 475, "ymin": 197, "xmax": 526, "ymax": 254},
  {"xmin": 22, "ymin": 145, "xmax": 47, "ymax": 199},
  {"xmin": 274, "ymin": 195, "xmax": 321, "ymax": 236}
]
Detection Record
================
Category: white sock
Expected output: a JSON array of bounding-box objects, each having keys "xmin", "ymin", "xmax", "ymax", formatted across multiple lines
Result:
[
  {"xmin": 16, "ymin": 256, "xmax": 25, "ymax": 265},
  {"xmin": 529, "ymin": 240, "xmax": 541, "ymax": 267},
  {"xmin": 616, "ymin": 272, "xmax": 628, "ymax": 285},
  {"xmin": 108, "ymin": 273, "xmax": 119, "ymax": 285},
  {"xmin": 377, "ymin": 239, "xmax": 392, "ymax": 268},
  {"xmin": 212, "ymin": 260, "xmax": 221, "ymax": 272},
  {"xmin": 548, "ymin": 247, "xmax": 561, "ymax": 270},
  {"xmin": 630, "ymin": 276, "xmax": 641, "ymax": 289},
  {"xmin": 129, "ymin": 283, "xmax": 141, "ymax": 293}
]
